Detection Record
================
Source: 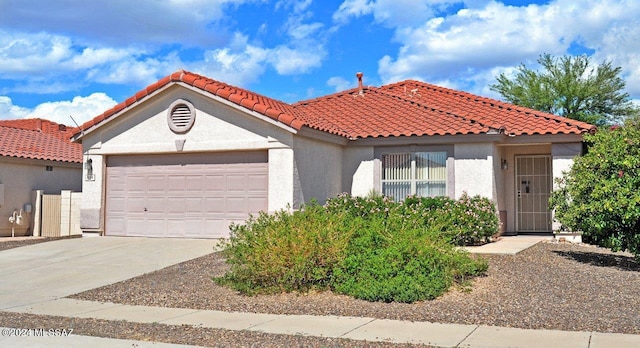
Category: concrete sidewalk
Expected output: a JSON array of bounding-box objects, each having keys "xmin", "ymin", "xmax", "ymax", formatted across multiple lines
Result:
[
  {"xmin": 463, "ymin": 235, "xmax": 553, "ymax": 255},
  {"xmin": 6, "ymin": 298, "xmax": 640, "ymax": 347},
  {"xmin": 0, "ymin": 326, "xmax": 201, "ymax": 348}
]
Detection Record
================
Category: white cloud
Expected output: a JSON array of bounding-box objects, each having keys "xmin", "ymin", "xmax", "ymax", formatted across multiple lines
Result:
[
  {"xmin": 333, "ymin": 0, "xmax": 459, "ymax": 27},
  {"xmin": 333, "ymin": 0, "xmax": 374, "ymax": 24},
  {"xmin": 269, "ymin": 46, "xmax": 324, "ymax": 75},
  {"xmin": 378, "ymin": 2, "xmax": 564, "ymax": 83},
  {"xmin": 192, "ymin": 33, "xmax": 268, "ymax": 86},
  {"xmin": 0, "ymin": 0, "xmax": 329, "ymax": 95},
  {"xmin": 0, "ymin": 93, "xmax": 117, "ymax": 125},
  {"xmin": 0, "ymin": 31, "xmax": 145, "ymax": 85},
  {"xmin": 0, "ymin": 32, "xmax": 72, "ymax": 75},
  {"xmin": 327, "ymin": 76, "xmax": 353, "ymax": 92},
  {"xmin": 0, "ymin": 0, "xmax": 247, "ymax": 47},
  {"xmin": 272, "ymin": 0, "xmax": 327, "ymax": 73},
  {"xmin": 87, "ymin": 52, "xmax": 184, "ymax": 86},
  {"xmin": 276, "ymin": 0, "xmax": 313, "ymax": 12},
  {"xmin": 192, "ymin": 32, "xmax": 324, "ymax": 85},
  {"xmin": 369, "ymin": 0, "xmax": 640, "ymax": 102},
  {"xmin": 0, "ymin": 96, "xmax": 30, "ymax": 119}
]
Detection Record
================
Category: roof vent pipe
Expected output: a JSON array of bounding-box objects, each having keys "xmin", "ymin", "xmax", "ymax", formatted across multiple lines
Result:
[{"xmin": 356, "ymin": 72, "xmax": 364, "ymax": 95}]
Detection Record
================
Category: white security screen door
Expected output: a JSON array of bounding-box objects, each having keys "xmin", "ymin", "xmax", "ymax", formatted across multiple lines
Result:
[{"xmin": 515, "ymin": 155, "xmax": 552, "ymax": 232}]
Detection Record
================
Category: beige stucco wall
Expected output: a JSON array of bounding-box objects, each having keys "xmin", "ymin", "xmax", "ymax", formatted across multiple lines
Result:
[
  {"xmin": 0, "ymin": 157, "xmax": 81, "ymax": 236},
  {"xmin": 342, "ymin": 146, "xmax": 375, "ymax": 197},
  {"xmin": 79, "ymin": 84, "xmax": 298, "ymax": 233},
  {"xmin": 453, "ymin": 143, "xmax": 497, "ymax": 200},
  {"xmin": 292, "ymin": 135, "xmax": 343, "ymax": 206}
]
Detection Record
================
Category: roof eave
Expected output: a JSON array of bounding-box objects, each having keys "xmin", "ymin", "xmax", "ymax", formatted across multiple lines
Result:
[{"xmin": 72, "ymin": 81, "xmax": 301, "ymax": 144}]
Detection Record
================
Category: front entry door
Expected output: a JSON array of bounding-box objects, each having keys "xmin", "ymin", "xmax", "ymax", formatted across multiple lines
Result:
[{"xmin": 515, "ymin": 155, "xmax": 552, "ymax": 232}]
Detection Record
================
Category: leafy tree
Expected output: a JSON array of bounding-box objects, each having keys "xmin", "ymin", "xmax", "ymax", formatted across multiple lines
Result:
[
  {"xmin": 491, "ymin": 54, "xmax": 638, "ymax": 125},
  {"xmin": 550, "ymin": 116, "xmax": 640, "ymax": 259}
]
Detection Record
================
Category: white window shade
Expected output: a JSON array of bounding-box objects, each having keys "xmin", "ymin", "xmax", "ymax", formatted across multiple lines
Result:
[
  {"xmin": 382, "ymin": 153, "xmax": 411, "ymax": 200},
  {"xmin": 382, "ymin": 152, "xmax": 447, "ymax": 201}
]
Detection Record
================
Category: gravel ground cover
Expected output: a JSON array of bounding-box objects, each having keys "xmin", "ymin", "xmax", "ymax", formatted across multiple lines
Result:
[
  {"xmin": 70, "ymin": 241, "xmax": 640, "ymax": 335},
  {"xmin": 3, "ymin": 239, "xmax": 639, "ymax": 346}
]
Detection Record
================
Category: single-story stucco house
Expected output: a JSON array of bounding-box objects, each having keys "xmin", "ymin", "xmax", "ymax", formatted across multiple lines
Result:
[
  {"xmin": 72, "ymin": 70, "xmax": 595, "ymax": 238},
  {"xmin": 0, "ymin": 119, "xmax": 82, "ymax": 237}
]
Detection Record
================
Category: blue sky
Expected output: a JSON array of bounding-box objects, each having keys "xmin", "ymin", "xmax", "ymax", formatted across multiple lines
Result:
[{"xmin": 1, "ymin": 0, "xmax": 639, "ymax": 125}]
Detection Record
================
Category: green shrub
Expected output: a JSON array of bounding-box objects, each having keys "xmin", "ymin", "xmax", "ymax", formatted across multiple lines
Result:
[
  {"xmin": 324, "ymin": 192, "xmax": 398, "ymax": 220},
  {"xmin": 215, "ymin": 202, "xmax": 359, "ymax": 294},
  {"xmin": 216, "ymin": 192, "xmax": 494, "ymax": 302},
  {"xmin": 550, "ymin": 117, "xmax": 640, "ymax": 259},
  {"xmin": 331, "ymin": 213, "xmax": 487, "ymax": 303},
  {"xmin": 446, "ymin": 193, "xmax": 500, "ymax": 246}
]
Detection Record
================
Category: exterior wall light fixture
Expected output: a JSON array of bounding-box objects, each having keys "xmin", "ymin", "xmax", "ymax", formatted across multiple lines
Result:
[{"xmin": 85, "ymin": 158, "xmax": 95, "ymax": 181}]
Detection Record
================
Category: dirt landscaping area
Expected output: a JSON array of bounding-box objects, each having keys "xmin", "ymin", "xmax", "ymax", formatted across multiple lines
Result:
[
  {"xmin": 69, "ymin": 241, "xmax": 640, "ymax": 334},
  {"xmin": 2, "ymin": 239, "xmax": 639, "ymax": 347}
]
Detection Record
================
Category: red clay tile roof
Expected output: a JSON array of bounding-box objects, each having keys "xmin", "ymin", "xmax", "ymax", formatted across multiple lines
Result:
[
  {"xmin": 294, "ymin": 86, "xmax": 488, "ymax": 138},
  {"xmin": 76, "ymin": 70, "xmax": 313, "ymax": 135},
  {"xmin": 378, "ymin": 80, "xmax": 596, "ymax": 137},
  {"xmin": 75, "ymin": 70, "xmax": 595, "ymax": 140},
  {"xmin": 0, "ymin": 119, "xmax": 82, "ymax": 163}
]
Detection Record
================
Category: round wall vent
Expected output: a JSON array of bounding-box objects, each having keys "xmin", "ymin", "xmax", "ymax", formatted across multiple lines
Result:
[{"xmin": 167, "ymin": 99, "xmax": 196, "ymax": 133}]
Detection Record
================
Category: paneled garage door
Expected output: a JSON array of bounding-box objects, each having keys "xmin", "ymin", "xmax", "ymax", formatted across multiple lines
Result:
[{"xmin": 105, "ymin": 152, "xmax": 268, "ymax": 238}]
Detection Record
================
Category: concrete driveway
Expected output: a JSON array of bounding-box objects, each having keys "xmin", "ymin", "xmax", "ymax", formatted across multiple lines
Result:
[{"xmin": 0, "ymin": 237, "xmax": 218, "ymax": 310}]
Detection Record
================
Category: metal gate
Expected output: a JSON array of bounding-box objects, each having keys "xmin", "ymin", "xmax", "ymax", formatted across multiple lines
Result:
[{"xmin": 515, "ymin": 155, "xmax": 552, "ymax": 232}]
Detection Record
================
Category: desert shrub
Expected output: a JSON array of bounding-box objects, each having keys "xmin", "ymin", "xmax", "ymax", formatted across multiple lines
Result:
[
  {"xmin": 331, "ymin": 212, "xmax": 487, "ymax": 303},
  {"xmin": 217, "ymin": 192, "xmax": 494, "ymax": 301},
  {"xmin": 215, "ymin": 202, "xmax": 359, "ymax": 294},
  {"xmin": 446, "ymin": 193, "xmax": 500, "ymax": 246},
  {"xmin": 550, "ymin": 117, "xmax": 640, "ymax": 259},
  {"xmin": 324, "ymin": 192, "xmax": 398, "ymax": 219}
]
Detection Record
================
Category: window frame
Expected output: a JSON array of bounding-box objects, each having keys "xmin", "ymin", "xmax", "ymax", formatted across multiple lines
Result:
[{"xmin": 375, "ymin": 145, "xmax": 453, "ymax": 200}]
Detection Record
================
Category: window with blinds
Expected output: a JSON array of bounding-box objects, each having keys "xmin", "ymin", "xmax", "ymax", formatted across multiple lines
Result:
[{"xmin": 381, "ymin": 152, "xmax": 447, "ymax": 201}]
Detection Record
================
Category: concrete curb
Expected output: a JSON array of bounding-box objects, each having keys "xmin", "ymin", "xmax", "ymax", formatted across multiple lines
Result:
[{"xmin": 6, "ymin": 298, "xmax": 640, "ymax": 347}]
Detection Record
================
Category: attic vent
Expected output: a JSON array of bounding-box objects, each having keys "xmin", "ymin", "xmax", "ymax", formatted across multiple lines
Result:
[{"xmin": 167, "ymin": 99, "xmax": 196, "ymax": 133}]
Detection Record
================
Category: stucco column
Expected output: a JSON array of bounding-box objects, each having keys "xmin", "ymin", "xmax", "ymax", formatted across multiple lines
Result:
[
  {"xmin": 551, "ymin": 143, "xmax": 582, "ymax": 232},
  {"xmin": 80, "ymin": 154, "xmax": 103, "ymax": 233},
  {"xmin": 268, "ymin": 147, "xmax": 296, "ymax": 212}
]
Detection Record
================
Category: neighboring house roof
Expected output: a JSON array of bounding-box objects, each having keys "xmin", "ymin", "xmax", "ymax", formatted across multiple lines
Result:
[
  {"xmin": 0, "ymin": 119, "xmax": 82, "ymax": 163},
  {"xmin": 74, "ymin": 70, "xmax": 596, "ymax": 140}
]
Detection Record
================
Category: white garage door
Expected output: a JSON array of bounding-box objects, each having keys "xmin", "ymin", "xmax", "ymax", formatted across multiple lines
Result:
[{"xmin": 105, "ymin": 152, "xmax": 268, "ymax": 238}]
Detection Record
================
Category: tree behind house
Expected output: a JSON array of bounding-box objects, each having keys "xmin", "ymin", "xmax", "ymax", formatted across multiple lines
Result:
[{"xmin": 491, "ymin": 54, "xmax": 639, "ymax": 125}]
